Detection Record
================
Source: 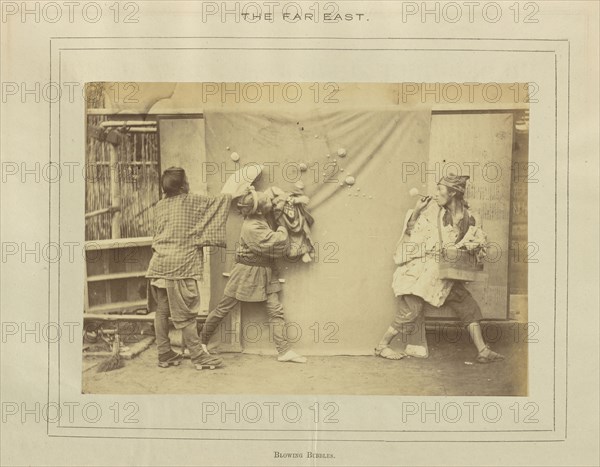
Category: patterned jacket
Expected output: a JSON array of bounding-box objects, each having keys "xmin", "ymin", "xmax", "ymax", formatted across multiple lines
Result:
[{"xmin": 146, "ymin": 193, "xmax": 231, "ymax": 280}]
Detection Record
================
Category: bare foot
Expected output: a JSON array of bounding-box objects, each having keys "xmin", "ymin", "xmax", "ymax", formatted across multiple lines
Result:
[
  {"xmin": 277, "ymin": 350, "xmax": 307, "ymax": 363},
  {"xmin": 374, "ymin": 345, "xmax": 406, "ymax": 360}
]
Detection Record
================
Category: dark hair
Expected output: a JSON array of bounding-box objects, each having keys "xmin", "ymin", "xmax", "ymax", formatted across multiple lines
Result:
[
  {"xmin": 161, "ymin": 167, "xmax": 186, "ymax": 197},
  {"xmin": 447, "ymin": 187, "xmax": 469, "ymax": 209}
]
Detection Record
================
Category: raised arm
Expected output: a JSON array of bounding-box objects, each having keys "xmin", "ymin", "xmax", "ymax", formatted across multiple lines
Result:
[{"xmin": 242, "ymin": 219, "xmax": 289, "ymax": 260}]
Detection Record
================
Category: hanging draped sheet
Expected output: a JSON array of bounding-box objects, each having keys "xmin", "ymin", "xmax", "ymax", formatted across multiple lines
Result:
[{"xmin": 204, "ymin": 107, "xmax": 432, "ymax": 354}]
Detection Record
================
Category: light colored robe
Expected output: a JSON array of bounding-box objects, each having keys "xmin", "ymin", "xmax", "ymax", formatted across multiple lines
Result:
[{"xmin": 391, "ymin": 202, "xmax": 487, "ymax": 307}]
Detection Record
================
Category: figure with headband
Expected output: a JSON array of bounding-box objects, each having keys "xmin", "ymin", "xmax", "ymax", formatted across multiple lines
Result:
[
  {"xmin": 200, "ymin": 185, "xmax": 308, "ymax": 363},
  {"xmin": 375, "ymin": 175, "xmax": 505, "ymax": 364}
]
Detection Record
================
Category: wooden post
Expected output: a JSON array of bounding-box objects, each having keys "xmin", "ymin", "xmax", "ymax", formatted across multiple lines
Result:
[
  {"xmin": 108, "ymin": 143, "xmax": 121, "ymax": 239},
  {"xmin": 219, "ymin": 307, "xmax": 243, "ymax": 353}
]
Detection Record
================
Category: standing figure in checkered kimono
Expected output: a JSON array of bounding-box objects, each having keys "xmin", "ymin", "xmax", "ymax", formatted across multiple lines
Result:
[
  {"xmin": 146, "ymin": 167, "xmax": 230, "ymax": 370},
  {"xmin": 200, "ymin": 186, "xmax": 308, "ymax": 364}
]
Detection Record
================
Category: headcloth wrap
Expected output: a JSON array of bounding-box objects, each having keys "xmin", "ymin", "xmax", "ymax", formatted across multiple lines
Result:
[
  {"xmin": 237, "ymin": 186, "xmax": 259, "ymax": 216},
  {"xmin": 437, "ymin": 174, "xmax": 470, "ymax": 193}
]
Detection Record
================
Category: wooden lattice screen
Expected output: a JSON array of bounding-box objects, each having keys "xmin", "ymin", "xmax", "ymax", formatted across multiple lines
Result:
[{"xmin": 85, "ymin": 116, "xmax": 160, "ymax": 240}]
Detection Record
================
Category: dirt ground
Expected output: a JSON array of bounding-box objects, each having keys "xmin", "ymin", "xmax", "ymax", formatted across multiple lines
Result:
[{"xmin": 82, "ymin": 330, "xmax": 527, "ymax": 396}]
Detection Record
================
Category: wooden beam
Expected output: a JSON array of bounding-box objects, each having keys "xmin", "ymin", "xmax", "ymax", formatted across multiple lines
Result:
[
  {"xmin": 83, "ymin": 312, "xmax": 207, "ymax": 323},
  {"xmin": 84, "ymin": 236, "xmax": 153, "ymax": 250},
  {"xmin": 99, "ymin": 120, "xmax": 157, "ymax": 127},
  {"xmin": 85, "ymin": 207, "xmax": 114, "ymax": 219},
  {"xmin": 86, "ymin": 271, "xmax": 147, "ymax": 282},
  {"xmin": 108, "ymin": 144, "xmax": 121, "ymax": 239}
]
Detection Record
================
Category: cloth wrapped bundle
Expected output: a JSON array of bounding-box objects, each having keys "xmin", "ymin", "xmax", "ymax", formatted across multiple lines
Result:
[{"xmin": 265, "ymin": 186, "xmax": 315, "ymax": 262}]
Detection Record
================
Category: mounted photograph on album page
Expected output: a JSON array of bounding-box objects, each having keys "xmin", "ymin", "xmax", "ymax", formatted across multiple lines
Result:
[
  {"xmin": 0, "ymin": 1, "xmax": 598, "ymax": 466},
  {"xmin": 80, "ymin": 82, "xmax": 528, "ymax": 397}
]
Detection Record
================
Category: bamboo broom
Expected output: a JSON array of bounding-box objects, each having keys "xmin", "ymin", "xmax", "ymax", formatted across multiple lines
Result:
[{"xmin": 96, "ymin": 333, "xmax": 124, "ymax": 372}]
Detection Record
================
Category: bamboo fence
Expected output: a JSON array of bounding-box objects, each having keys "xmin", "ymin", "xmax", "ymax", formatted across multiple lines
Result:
[{"xmin": 85, "ymin": 115, "xmax": 160, "ymax": 240}]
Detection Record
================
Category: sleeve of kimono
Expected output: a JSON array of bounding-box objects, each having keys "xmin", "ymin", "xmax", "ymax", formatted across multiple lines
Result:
[
  {"xmin": 393, "ymin": 209, "xmax": 416, "ymax": 265},
  {"xmin": 243, "ymin": 221, "xmax": 289, "ymax": 259},
  {"xmin": 194, "ymin": 193, "xmax": 233, "ymax": 248},
  {"xmin": 149, "ymin": 201, "xmax": 163, "ymax": 238},
  {"xmin": 405, "ymin": 212, "xmax": 417, "ymax": 235},
  {"xmin": 405, "ymin": 200, "xmax": 439, "ymax": 237},
  {"xmin": 394, "ymin": 204, "xmax": 439, "ymax": 264}
]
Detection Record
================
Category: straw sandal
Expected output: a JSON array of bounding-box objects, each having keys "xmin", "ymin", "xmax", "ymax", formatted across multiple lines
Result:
[{"xmin": 476, "ymin": 346, "xmax": 505, "ymax": 364}]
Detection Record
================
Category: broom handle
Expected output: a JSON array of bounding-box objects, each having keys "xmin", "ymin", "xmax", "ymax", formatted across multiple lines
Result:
[{"xmin": 134, "ymin": 199, "xmax": 159, "ymax": 218}]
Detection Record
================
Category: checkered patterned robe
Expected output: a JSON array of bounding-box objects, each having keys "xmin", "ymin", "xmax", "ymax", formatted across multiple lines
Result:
[{"xmin": 146, "ymin": 193, "xmax": 232, "ymax": 280}]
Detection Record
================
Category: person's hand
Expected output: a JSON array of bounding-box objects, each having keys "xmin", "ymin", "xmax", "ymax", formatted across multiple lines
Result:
[
  {"xmin": 414, "ymin": 195, "xmax": 432, "ymax": 213},
  {"xmin": 221, "ymin": 164, "xmax": 262, "ymax": 198},
  {"xmin": 232, "ymin": 184, "xmax": 251, "ymax": 200}
]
